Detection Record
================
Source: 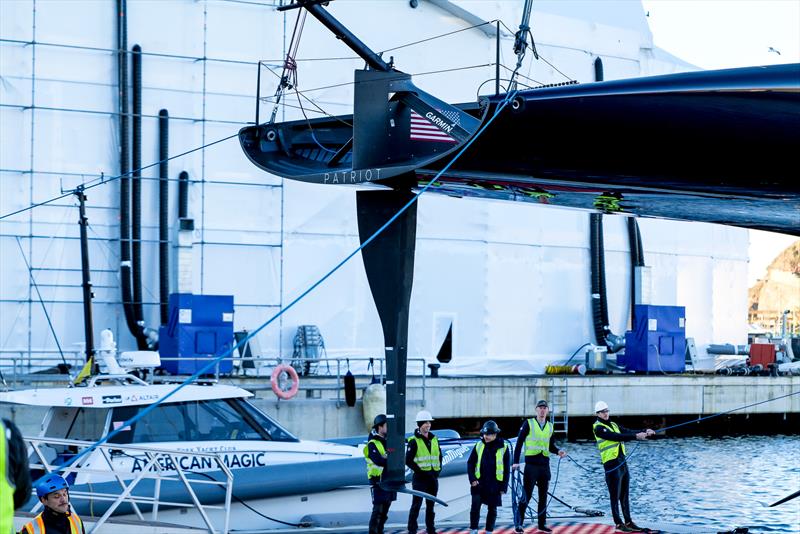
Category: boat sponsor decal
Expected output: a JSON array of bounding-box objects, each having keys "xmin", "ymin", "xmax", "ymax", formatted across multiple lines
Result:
[
  {"xmin": 410, "ymin": 110, "xmax": 457, "ymax": 143},
  {"xmin": 81, "ymin": 397, "xmax": 94, "ymax": 405},
  {"xmin": 323, "ymin": 168, "xmax": 382, "ymax": 184},
  {"xmin": 130, "ymin": 451, "xmax": 267, "ymax": 473},
  {"xmin": 441, "ymin": 444, "xmax": 471, "ymax": 466},
  {"xmin": 101, "ymin": 395, "xmax": 122, "ymax": 404},
  {"xmin": 64, "ymin": 397, "xmax": 73, "ymax": 406},
  {"xmin": 178, "ymin": 445, "xmax": 236, "ymax": 453},
  {"xmin": 124, "ymin": 393, "xmax": 159, "ymax": 403}
]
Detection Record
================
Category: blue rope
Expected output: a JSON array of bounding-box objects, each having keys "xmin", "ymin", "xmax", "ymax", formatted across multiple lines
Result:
[
  {"xmin": 569, "ymin": 388, "xmax": 800, "ymax": 476},
  {"xmin": 511, "ymin": 456, "xmax": 563, "ymax": 526},
  {"xmin": 45, "ymin": 89, "xmax": 519, "ymax": 482}
]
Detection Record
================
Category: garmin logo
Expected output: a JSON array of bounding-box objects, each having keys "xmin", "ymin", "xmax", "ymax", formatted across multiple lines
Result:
[{"xmin": 425, "ymin": 112, "xmax": 454, "ymax": 134}]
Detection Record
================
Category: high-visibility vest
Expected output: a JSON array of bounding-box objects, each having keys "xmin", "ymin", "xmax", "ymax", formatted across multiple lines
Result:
[
  {"xmin": 407, "ymin": 435, "xmax": 441, "ymax": 472},
  {"xmin": 0, "ymin": 421, "xmax": 13, "ymax": 534},
  {"xmin": 593, "ymin": 420, "xmax": 627, "ymax": 463},
  {"xmin": 21, "ymin": 510, "xmax": 83, "ymax": 534},
  {"xmin": 474, "ymin": 441, "xmax": 506, "ymax": 481},
  {"xmin": 363, "ymin": 439, "xmax": 386, "ymax": 479},
  {"xmin": 524, "ymin": 418, "xmax": 553, "ymax": 457}
]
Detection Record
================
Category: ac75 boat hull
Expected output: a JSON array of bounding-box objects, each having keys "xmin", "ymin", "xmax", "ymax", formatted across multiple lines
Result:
[{"xmin": 240, "ymin": 63, "xmax": 800, "ymax": 235}]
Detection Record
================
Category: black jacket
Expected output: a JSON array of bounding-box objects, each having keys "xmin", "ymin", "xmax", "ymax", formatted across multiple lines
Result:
[
  {"xmin": 21, "ymin": 508, "xmax": 85, "ymax": 534},
  {"xmin": 366, "ymin": 430, "xmax": 389, "ymax": 484},
  {"xmin": 467, "ymin": 438, "xmax": 510, "ymax": 492},
  {"xmin": 405, "ymin": 429, "xmax": 442, "ymax": 477},
  {"xmin": 593, "ymin": 417, "xmax": 640, "ymax": 461},
  {"xmin": 513, "ymin": 418, "xmax": 561, "ymax": 465},
  {"xmin": 4, "ymin": 419, "xmax": 31, "ymax": 509}
]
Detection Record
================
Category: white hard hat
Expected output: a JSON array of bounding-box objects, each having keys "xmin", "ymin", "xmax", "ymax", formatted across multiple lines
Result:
[
  {"xmin": 594, "ymin": 401, "xmax": 609, "ymax": 413},
  {"xmin": 415, "ymin": 410, "xmax": 434, "ymax": 423}
]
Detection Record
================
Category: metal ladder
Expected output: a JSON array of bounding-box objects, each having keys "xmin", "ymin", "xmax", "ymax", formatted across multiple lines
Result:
[{"xmin": 548, "ymin": 377, "xmax": 569, "ymax": 439}]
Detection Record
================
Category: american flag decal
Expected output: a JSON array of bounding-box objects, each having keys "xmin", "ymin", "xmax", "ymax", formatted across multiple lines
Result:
[{"xmin": 410, "ymin": 109, "xmax": 458, "ymax": 143}]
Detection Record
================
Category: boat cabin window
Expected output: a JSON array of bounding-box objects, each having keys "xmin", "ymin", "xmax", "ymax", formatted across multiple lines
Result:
[
  {"xmin": 45, "ymin": 408, "xmax": 110, "ymax": 442},
  {"xmin": 107, "ymin": 399, "xmax": 297, "ymax": 444}
]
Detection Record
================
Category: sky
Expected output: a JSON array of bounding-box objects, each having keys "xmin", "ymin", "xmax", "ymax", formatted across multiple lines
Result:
[{"xmin": 641, "ymin": 0, "xmax": 800, "ymax": 285}]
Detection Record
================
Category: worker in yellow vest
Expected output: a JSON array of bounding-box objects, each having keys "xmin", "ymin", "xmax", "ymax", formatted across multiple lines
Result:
[
  {"xmin": 19, "ymin": 474, "xmax": 84, "ymax": 534},
  {"xmin": 512, "ymin": 400, "xmax": 566, "ymax": 533},
  {"xmin": 592, "ymin": 400, "xmax": 655, "ymax": 533},
  {"xmin": 405, "ymin": 410, "xmax": 442, "ymax": 534},
  {"xmin": 467, "ymin": 420, "xmax": 510, "ymax": 534},
  {"xmin": 364, "ymin": 414, "xmax": 396, "ymax": 534},
  {"xmin": 1, "ymin": 418, "xmax": 31, "ymax": 534}
]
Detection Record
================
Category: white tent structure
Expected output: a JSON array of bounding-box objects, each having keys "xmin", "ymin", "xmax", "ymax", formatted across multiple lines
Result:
[{"xmin": 0, "ymin": 1, "xmax": 747, "ymax": 376}]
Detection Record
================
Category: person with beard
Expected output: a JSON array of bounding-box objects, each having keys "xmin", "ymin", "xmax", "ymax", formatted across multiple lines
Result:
[
  {"xmin": 19, "ymin": 474, "xmax": 84, "ymax": 534},
  {"xmin": 365, "ymin": 414, "xmax": 396, "ymax": 534},
  {"xmin": 466, "ymin": 420, "xmax": 510, "ymax": 534}
]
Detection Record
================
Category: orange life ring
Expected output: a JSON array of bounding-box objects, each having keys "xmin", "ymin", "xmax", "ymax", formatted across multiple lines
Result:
[{"xmin": 271, "ymin": 364, "xmax": 300, "ymax": 400}]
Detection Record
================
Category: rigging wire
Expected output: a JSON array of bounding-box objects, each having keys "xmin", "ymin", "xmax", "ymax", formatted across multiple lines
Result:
[
  {"xmin": 379, "ymin": 19, "xmax": 500, "ymax": 54},
  {"xmin": 0, "ymin": 131, "xmax": 241, "ymax": 221},
  {"xmin": 14, "ymin": 236, "xmax": 70, "ymax": 373},
  {"xmin": 268, "ymin": 6, "xmax": 306, "ymax": 124},
  {"xmin": 498, "ymin": 20, "xmax": 574, "ymax": 83}
]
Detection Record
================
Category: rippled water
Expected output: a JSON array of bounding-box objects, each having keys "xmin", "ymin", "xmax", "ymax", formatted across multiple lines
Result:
[{"xmin": 496, "ymin": 434, "xmax": 799, "ymax": 533}]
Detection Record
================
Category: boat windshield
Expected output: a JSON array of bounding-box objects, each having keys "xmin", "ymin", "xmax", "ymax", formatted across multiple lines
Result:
[{"xmin": 107, "ymin": 398, "xmax": 298, "ymax": 444}]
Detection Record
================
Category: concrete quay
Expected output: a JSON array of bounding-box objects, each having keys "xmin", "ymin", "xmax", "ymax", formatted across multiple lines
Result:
[
  {"xmin": 2, "ymin": 375, "xmax": 798, "ymax": 440},
  {"xmin": 248, "ymin": 374, "xmax": 800, "ymax": 440}
]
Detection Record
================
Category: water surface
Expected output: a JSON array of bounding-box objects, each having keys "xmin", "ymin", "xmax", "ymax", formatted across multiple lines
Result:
[{"xmin": 496, "ymin": 434, "xmax": 799, "ymax": 533}]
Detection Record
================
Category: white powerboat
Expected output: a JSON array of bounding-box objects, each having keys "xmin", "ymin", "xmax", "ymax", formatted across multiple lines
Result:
[{"xmin": 2, "ymin": 353, "xmax": 474, "ymax": 531}]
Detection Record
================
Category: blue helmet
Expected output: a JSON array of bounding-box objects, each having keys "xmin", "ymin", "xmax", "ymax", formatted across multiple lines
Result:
[{"xmin": 36, "ymin": 474, "xmax": 69, "ymax": 498}]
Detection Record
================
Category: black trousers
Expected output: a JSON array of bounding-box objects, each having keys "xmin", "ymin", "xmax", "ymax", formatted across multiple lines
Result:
[
  {"xmin": 469, "ymin": 493, "xmax": 498, "ymax": 532},
  {"xmin": 604, "ymin": 458, "xmax": 631, "ymax": 525},
  {"xmin": 369, "ymin": 484, "xmax": 395, "ymax": 534},
  {"xmin": 517, "ymin": 462, "xmax": 550, "ymax": 527},
  {"xmin": 408, "ymin": 473, "xmax": 438, "ymax": 533}
]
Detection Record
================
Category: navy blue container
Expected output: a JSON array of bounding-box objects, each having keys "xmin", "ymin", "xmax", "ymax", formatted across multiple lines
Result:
[
  {"xmin": 621, "ymin": 305, "xmax": 686, "ymax": 373},
  {"xmin": 159, "ymin": 293, "xmax": 234, "ymax": 375}
]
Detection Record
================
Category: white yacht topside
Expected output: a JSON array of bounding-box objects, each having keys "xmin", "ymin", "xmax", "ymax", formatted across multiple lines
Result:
[{"xmin": 0, "ymin": 382, "xmax": 252, "ymax": 408}]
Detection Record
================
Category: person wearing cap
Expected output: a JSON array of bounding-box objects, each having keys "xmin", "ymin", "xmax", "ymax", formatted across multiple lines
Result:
[
  {"xmin": 365, "ymin": 414, "xmax": 396, "ymax": 534},
  {"xmin": 512, "ymin": 399, "xmax": 566, "ymax": 533},
  {"xmin": 1, "ymin": 418, "xmax": 31, "ymax": 533},
  {"xmin": 592, "ymin": 400, "xmax": 655, "ymax": 533},
  {"xmin": 20, "ymin": 473, "xmax": 84, "ymax": 534},
  {"xmin": 406, "ymin": 410, "xmax": 442, "ymax": 534},
  {"xmin": 467, "ymin": 420, "xmax": 510, "ymax": 534}
]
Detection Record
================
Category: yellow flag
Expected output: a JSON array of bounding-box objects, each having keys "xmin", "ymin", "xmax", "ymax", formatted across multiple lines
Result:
[{"xmin": 73, "ymin": 357, "xmax": 93, "ymax": 385}]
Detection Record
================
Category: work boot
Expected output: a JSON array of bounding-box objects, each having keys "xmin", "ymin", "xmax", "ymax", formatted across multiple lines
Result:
[
  {"xmin": 514, "ymin": 527, "xmax": 524, "ymax": 534},
  {"xmin": 625, "ymin": 521, "xmax": 643, "ymax": 531},
  {"xmin": 538, "ymin": 526, "xmax": 553, "ymax": 533},
  {"xmin": 616, "ymin": 524, "xmax": 636, "ymax": 533}
]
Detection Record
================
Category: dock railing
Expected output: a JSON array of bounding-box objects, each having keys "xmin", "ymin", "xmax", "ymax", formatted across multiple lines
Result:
[
  {"xmin": 0, "ymin": 351, "xmax": 431, "ymax": 406},
  {"xmin": 24, "ymin": 436, "xmax": 233, "ymax": 534}
]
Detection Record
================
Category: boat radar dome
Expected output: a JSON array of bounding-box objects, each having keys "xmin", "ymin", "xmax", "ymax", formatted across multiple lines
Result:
[{"xmin": 118, "ymin": 350, "xmax": 161, "ymax": 371}]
